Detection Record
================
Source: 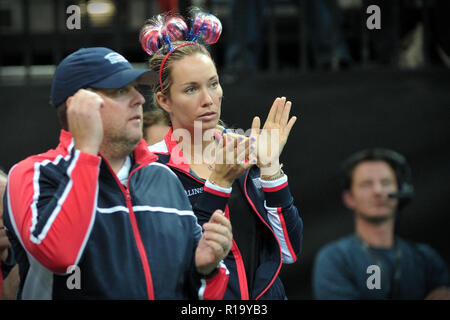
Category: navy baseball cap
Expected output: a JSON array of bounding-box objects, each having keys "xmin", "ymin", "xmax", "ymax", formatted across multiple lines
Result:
[{"xmin": 50, "ymin": 47, "xmax": 157, "ymax": 107}]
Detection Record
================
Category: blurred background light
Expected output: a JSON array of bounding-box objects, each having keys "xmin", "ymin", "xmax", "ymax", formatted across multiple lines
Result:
[{"xmin": 86, "ymin": 0, "xmax": 116, "ymax": 26}]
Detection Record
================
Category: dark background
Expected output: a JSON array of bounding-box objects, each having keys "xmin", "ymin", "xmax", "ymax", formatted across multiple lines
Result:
[{"xmin": 1, "ymin": 0, "xmax": 449, "ymax": 299}]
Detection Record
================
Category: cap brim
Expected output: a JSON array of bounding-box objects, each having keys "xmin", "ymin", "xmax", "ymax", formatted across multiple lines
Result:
[{"xmin": 91, "ymin": 69, "xmax": 158, "ymax": 89}]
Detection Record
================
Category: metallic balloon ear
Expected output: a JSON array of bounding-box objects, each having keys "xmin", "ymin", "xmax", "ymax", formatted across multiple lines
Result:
[
  {"xmin": 188, "ymin": 10, "xmax": 222, "ymax": 45},
  {"xmin": 140, "ymin": 14, "xmax": 189, "ymax": 56},
  {"xmin": 140, "ymin": 15, "xmax": 165, "ymax": 56},
  {"xmin": 161, "ymin": 16, "xmax": 188, "ymax": 43}
]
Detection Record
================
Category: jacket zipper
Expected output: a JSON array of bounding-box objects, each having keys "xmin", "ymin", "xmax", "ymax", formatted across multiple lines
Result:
[
  {"xmin": 102, "ymin": 156, "xmax": 155, "ymax": 299},
  {"xmin": 124, "ymin": 187, "xmax": 155, "ymax": 300},
  {"xmin": 243, "ymin": 170, "xmax": 283, "ymax": 300},
  {"xmin": 224, "ymin": 206, "xmax": 250, "ymax": 300},
  {"xmin": 230, "ymin": 240, "xmax": 250, "ymax": 300}
]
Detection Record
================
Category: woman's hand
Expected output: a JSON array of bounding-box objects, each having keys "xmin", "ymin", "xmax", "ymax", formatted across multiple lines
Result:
[
  {"xmin": 208, "ymin": 132, "xmax": 253, "ymax": 188},
  {"xmin": 250, "ymin": 97, "xmax": 297, "ymax": 177}
]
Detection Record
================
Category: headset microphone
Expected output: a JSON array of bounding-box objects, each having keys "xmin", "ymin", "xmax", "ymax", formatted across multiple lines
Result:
[
  {"xmin": 388, "ymin": 191, "xmax": 414, "ymax": 199},
  {"xmin": 388, "ymin": 182, "xmax": 414, "ymax": 200}
]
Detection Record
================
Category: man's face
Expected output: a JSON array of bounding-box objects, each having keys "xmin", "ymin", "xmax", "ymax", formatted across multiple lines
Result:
[
  {"xmin": 343, "ymin": 160, "xmax": 399, "ymax": 222},
  {"xmin": 95, "ymin": 82, "xmax": 145, "ymax": 150}
]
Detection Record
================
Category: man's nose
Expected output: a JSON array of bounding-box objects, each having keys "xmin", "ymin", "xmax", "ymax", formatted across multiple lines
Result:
[
  {"xmin": 131, "ymin": 87, "xmax": 145, "ymax": 106},
  {"xmin": 372, "ymin": 182, "xmax": 384, "ymax": 194}
]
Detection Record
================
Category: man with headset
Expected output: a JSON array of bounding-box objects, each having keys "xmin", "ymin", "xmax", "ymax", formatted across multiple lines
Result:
[{"xmin": 312, "ymin": 148, "xmax": 450, "ymax": 299}]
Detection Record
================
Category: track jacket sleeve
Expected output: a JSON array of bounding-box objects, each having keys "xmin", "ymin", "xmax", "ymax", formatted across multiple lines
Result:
[
  {"xmin": 191, "ymin": 180, "xmax": 232, "ymax": 226},
  {"xmin": 189, "ymin": 219, "xmax": 230, "ymax": 300},
  {"xmin": 260, "ymin": 174, "xmax": 303, "ymax": 264},
  {"xmin": 5, "ymin": 149, "xmax": 100, "ymax": 274},
  {"xmin": 182, "ymin": 180, "xmax": 229, "ymax": 299}
]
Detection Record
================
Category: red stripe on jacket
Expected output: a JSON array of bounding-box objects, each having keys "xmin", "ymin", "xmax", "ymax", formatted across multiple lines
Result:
[{"xmin": 277, "ymin": 207, "xmax": 298, "ymax": 262}]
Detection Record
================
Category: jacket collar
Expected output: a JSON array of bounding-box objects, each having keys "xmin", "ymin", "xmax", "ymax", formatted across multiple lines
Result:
[
  {"xmin": 163, "ymin": 128, "xmax": 191, "ymax": 172},
  {"xmin": 58, "ymin": 129, "xmax": 75, "ymax": 152}
]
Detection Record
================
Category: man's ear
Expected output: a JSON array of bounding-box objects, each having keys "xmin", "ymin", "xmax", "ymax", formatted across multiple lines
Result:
[
  {"xmin": 156, "ymin": 92, "xmax": 172, "ymax": 114},
  {"xmin": 342, "ymin": 190, "xmax": 355, "ymax": 210},
  {"xmin": 66, "ymin": 96, "xmax": 73, "ymax": 108}
]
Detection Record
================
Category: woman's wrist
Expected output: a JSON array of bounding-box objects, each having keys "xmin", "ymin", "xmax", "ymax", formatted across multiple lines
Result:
[
  {"xmin": 208, "ymin": 172, "xmax": 233, "ymax": 188},
  {"xmin": 260, "ymin": 159, "xmax": 281, "ymax": 176},
  {"xmin": 260, "ymin": 163, "xmax": 284, "ymax": 180}
]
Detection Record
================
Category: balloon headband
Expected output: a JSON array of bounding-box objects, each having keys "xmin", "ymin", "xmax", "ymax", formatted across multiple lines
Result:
[{"xmin": 139, "ymin": 10, "xmax": 222, "ymax": 92}]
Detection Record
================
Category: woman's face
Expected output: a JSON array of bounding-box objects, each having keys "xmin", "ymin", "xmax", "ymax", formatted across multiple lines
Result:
[{"xmin": 157, "ymin": 53, "xmax": 223, "ymax": 133}]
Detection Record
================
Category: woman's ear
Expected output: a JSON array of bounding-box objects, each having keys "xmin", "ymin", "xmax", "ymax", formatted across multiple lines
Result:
[{"xmin": 156, "ymin": 92, "xmax": 172, "ymax": 114}]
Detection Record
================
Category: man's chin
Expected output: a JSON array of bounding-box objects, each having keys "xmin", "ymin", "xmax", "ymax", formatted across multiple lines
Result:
[
  {"xmin": 128, "ymin": 136, "xmax": 142, "ymax": 148},
  {"xmin": 127, "ymin": 130, "xmax": 143, "ymax": 144},
  {"xmin": 356, "ymin": 211, "xmax": 395, "ymax": 225},
  {"xmin": 116, "ymin": 133, "xmax": 142, "ymax": 152}
]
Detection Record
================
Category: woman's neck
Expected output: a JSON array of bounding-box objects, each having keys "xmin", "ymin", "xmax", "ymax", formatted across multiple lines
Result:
[
  {"xmin": 190, "ymin": 134, "xmax": 215, "ymax": 165},
  {"xmin": 173, "ymin": 125, "xmax": 216, "ymax": 165}
]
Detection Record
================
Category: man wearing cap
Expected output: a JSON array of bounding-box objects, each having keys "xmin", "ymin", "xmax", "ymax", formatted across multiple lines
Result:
[{"xmin": 3, "ymin": 47, "xmax": 231, "ymax": 299}]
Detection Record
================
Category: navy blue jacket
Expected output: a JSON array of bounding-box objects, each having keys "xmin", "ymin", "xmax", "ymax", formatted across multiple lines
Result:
[
  {"xmin": 313, "ymin": 235, "xmax": 450, "ymax": 299},
  {"xmin": 150, "ymin": 129, "xmax": 303, "ymax": 299},
  {"xmin": 3, "ymin": 130, "xmax": 228, "ymax": 299}
]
